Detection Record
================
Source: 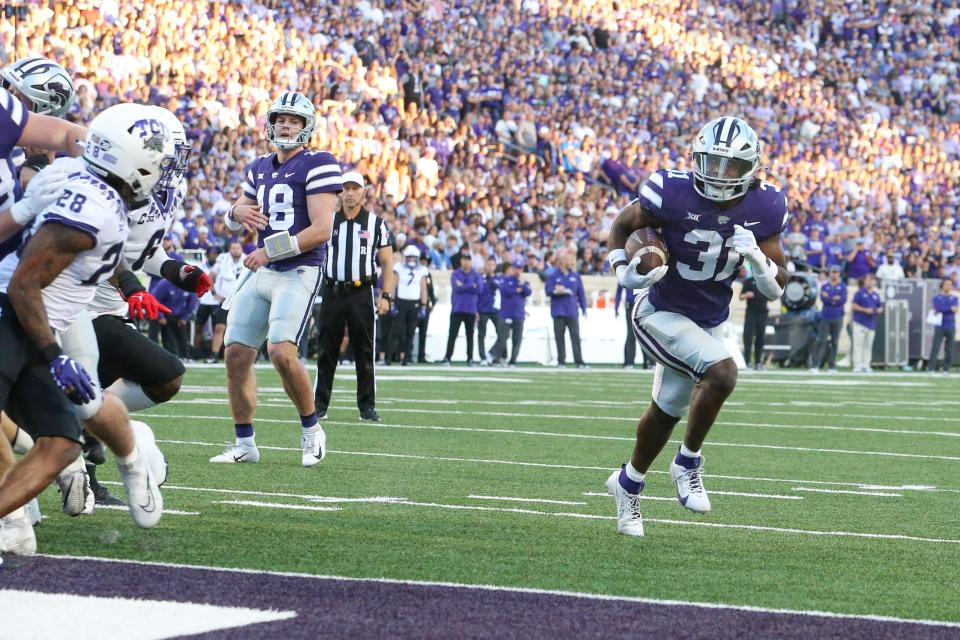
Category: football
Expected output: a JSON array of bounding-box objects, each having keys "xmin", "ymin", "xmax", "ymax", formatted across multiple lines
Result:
[{"xmin": 624, "ymin": 227, "xmax": 669, "ymax": 275}]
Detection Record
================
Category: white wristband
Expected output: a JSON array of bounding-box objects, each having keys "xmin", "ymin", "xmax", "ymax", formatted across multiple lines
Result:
[
  {"xmin": 224, "ymin": 205, "xmax": 243, "ymax": 231},
  {"xmin": 263, "ymin": 230, "xmax": 301, "ymax": 261},
  {"xmin": 608, "ymin": 248, "xmax": 628, "ymax": 270},
  {"xmin": 9, "ymin": 199, "xmax": 35, "ymax": 225}
]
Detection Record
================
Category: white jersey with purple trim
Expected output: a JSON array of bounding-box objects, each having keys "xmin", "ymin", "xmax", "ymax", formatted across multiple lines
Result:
[
  {"xmin": 88, "ymin": 176, "xmax": 186, "ymax": 318},
  {"xmin": 0, "ymin": 87, "xmax": 29, "ymax": 268},
  {"xmin": 0, "ymin": 165, "xmax": 129, "ymax": 331}
]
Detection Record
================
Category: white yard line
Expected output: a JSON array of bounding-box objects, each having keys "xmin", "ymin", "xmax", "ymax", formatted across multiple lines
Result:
[
  {"xmin": 791, "ymin": 487, "xmax": 903, "ymax": 498},
  {"xmin": 582, "ymin": 490, "xmax": 803, "ymax": 501},
  {"xmin": 145, "ymin": 413, "xmax": 960, "ymax": 462},
  {"xmin": 214, "ymin": 500, "xmax": 341, "ymax": 512},
  {"xmin": 98, "ymin": 481, "xmax": 405, "ymax": 504},
  {"xmin": 40, "ymin": 553, "xmax": 960, "ymax": 629},
  {"xmin": 467, "ymin": 495, "xmax": 587, "ymax": 506},
  {"xmin": 224, "ymin": 498, "xmax": 960, "ymax": 545},
  {"xmin": 153, "ymin": 438, "xmax": 960, "ymax": 493},
  {"xmin": 95, "ymin": 504, "xmax": 201, "ymax": 515}
]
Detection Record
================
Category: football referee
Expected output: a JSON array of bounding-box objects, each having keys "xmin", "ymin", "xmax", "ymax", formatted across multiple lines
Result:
[{"xmin": 314, "ymin": 172, "xmax": 394, "ymax": 422}]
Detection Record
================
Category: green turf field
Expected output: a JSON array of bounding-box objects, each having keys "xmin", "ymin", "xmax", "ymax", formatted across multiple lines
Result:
[{"xmin": 33, "ymin": 365, "xmax": 960, "ymax": 623}]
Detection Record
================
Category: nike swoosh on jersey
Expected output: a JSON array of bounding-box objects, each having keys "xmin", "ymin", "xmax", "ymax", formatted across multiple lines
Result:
[
  {"xmin": 285, "ymin": 172, "xmax": 296, "ymax": 178},
  {"xmin": 744, "ymin": 221, "xmax": 762, "ymax": 227}
]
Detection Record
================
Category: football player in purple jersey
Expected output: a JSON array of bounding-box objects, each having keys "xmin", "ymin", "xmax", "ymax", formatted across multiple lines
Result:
[
  {"xmin": 212, "ymin": 92, "xmax": 342, "ymax": 468},
  {"xmin": 604, "ymin": 116, "xmax": 789, "ymax": 536}
]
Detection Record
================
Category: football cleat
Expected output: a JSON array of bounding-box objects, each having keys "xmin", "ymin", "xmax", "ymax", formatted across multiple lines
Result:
[
  {"xmin": 669, "ymin": 454, "xmax": 711, "ymax": 513},
  {"xmin": 359, "ymin": 408, "xmax": 381, "ymax": 422},
  {"xmin": 0, "ymin": 513, "xmax": 37, "ymax": 556},
  {"xmin": 117, "ymin": 452, "xmax": 163, "ymax": 529},
  {"xmin": 209, "ymin": 442, "xmax": 260, "ymax": 464},
  {"xmin": 605, "ymin": 469, "xmax": 644, "ymax": 537},
  {"xmin": 130, "ymin": 420, "xmax": 168, "ymax": 486},
  {"xmin": 301, "ymin": 426, "xmax": 326, "ymax": 467},
  {"xmin": 56, "ymin": 463, "xmax": 94, "ymax": 516}
]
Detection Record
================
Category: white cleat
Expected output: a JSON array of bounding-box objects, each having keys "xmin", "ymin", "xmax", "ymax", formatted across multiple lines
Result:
[
  {"xmin": 56, "ymin": 464, "xmax": 94, "ymax": 516},
  {"xmin": 669, "ymin": 456, "xmax": 712, "ymax": 513},
  {"xmin": 301, "ymin": 426, "xmax": 326, "ymax": 467},
  {"xmin": 605, "ymin": 469, "xmax": 644, "ymax": 536},
  {"xmin": 0, "ymin": 514, "xmax": 37, "ymax": 556},
  {"xmin": 117, "ymin": 453, "xmax": 163, "ymax": 529},
  {"xmin": 130, "ymin": 420, "xmax": 168, "ymax": 486},
  {"xmin": 209, "ymin": 442, "xmax": 260, "ymax": 464}
]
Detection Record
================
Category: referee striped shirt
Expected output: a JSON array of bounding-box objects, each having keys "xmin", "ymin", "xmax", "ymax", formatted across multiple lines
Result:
[{"xmin": 325, "ymin": 207, "xmax": 391, "ymax": 282}]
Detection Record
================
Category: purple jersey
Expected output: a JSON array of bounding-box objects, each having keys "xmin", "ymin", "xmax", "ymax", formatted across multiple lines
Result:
[
  {"xmin": 242, "ymin": 149, "xmax": 342, "ymax": 271},
  {"xmin": 638, "ymin": 169, "xmax": 788, "ymax": 327}
]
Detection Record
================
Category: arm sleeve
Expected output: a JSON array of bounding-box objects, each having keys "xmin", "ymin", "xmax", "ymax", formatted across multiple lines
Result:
[
  {"xmin": 242, "ymin": 162, "xmax": 258, "ymax": 200},
  {"xmin": 0, "ymin": 87, "xmax": 28, "ymax": 157},
  {"xmin": 544, "ymin": 273, "xmax": 557, "ymax": 297},
  {"xmin": 636, "ymin": 170, "xmax": 667, "ymax": 220}
]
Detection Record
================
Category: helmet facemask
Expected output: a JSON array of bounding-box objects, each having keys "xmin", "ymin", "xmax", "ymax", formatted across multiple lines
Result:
[{"xmin": 691, "ymin": 116, "xmax": 762, "ymax": 202}]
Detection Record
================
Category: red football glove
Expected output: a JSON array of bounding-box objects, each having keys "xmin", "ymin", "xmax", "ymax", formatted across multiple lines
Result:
[
  {"xmin": 180, "ymin": 265, "xmax": 212, "ymax": 297},
  {"xmin": 127, "ymin": 291, "xmax": 171, "ymax": 320}
]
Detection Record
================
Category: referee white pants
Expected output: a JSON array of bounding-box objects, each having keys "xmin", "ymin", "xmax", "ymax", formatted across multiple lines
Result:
[{"xmin": 225, "ymin": 265, "xmax": 322, "ymax": 348}]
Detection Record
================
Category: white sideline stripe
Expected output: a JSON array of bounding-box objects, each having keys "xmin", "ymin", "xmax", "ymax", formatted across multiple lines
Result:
[
  {"xmin": 225, "ymin": 498, "xmax": 960, "ymax": 545},
  {"xmin": 583, "ymin": 491, "xmax": 803, "ymax": 501},
  {"xmin": 95, "ymin": 504, "xmax": 200, "ymax": 515},
  {"xmin": 467, "ymin": 495, "xmax": 588, "ymax": 506},
  {"xmin": 98, "ymin": 481, "xmax": 405, "ymax": 504},
  {"xmin": 153, "ymin": 439, "xmax": 960, "ymax": 493},
  {"xmin": 41, "ymin": 553, "xmax": 960, "ymax": 629},
  {"xmin": 791, "ymin": 487, "xmax": 903, "ymax": 498},
  {"xmin": 146, "ymin": 414, "xmax": 960, "ymax": 462},
  {"xmin": 215, "ymin": 500, "xmax": 341, "ymax": 512},
  {"xmin": 0, "ymin": 589, "xmax": 296, "ymax": 640}
]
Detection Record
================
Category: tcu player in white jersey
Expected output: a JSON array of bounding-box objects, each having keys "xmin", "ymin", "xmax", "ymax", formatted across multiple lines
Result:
[
  {"xmin": 211, "ymin": 91, "xmax": 341, "ymax": 467},
  {"xmin": 0, "ymin": 103, "xmax": 174, "ymax": 555}
]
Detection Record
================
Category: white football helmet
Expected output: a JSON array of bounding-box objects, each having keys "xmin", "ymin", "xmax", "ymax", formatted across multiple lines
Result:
[
  {"xmin": 691, "ymin": 116, "xmax": 761, "ymax": 202},
  {"xmin": 82, "ymin": 103, "xmax": 176, "ymax": 202},
  {"xmin": 402, "ymin": 245, "xmax": 421, "ymax": 260},
  {"xmin": 266, "ymin": 91, "xmax": 315, "ymax": 150},
  {"xmin": 149, "ymin": 105, "xmax": 190, "ymax": 188},
  {"xmin": 0, "ymin": 56, "xmax": 75, "ymax": 118}
]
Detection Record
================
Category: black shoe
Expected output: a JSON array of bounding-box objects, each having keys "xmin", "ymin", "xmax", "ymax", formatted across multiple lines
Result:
[
  {"xmin": 91, "ymin": 476, "xmax": 126, "ymax": 507},
  {"xmin": 359, "ymin": 408, "xmax": 381, "ymax": 422},
  {"xmin": 82, "ymin": 436, "xmax": 107, "ymax": 466},
  {"xmin": 317, "ymin": 409, "xmax": 328, "ymax": 420}
]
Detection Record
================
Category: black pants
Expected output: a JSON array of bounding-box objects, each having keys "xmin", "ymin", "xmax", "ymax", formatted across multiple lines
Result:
[
  {"xmin": 930, "ymin": 326, "xmax": 956, "ymax": 372},
  {"xmin": 160, "ymin": 320, "xmax": 189, "ymax": 358},
  {"xmin": 93, "ymin": 314, "xmax": 185, "ymax": 389},
  {"xmin": 812, "ymin": 316, "xmax": 843, "ymax": 369},
  {"xmin": 416, "ymin": 309, "xmax": 431, "ymax": 362},
  {"xmin": 623, "ymin": 300, "xmax": 637, "ymax": 366},
  {"xmin": 743, "ymin": 310, "xmax": 768, "ymax": 367},
  {"xmin": 553, "ymin": 315, "xmax": 583, "ymax": 365},
  {"xmin": 444, "ymin": 312, "xmax": 476, "ymax": 362},
  {"xmin": 314, "ymin": 284, "xmax": 376, "ymax": 412},
  {"xmin": 492, "ymin": 318, "xmax": 524, "ymax": 364},
  {"xmin": 477, "ymin": 312, "xmax": 501, "ymax": 360},
  {"xmin": 387, "ymin": 299, "xmax": 419, "ymax": 365}
]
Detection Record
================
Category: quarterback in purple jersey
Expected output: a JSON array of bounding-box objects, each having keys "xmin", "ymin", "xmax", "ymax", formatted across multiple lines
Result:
[
  {"xmin": 604, "ymin": 116, "xmax": 789, "ymax": 537},
  {"xmin": 212, "ymin": 91, "xmax": 342, "ymax": 468}
]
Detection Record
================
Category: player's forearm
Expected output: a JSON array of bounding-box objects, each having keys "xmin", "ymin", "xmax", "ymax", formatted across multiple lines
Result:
[
  {"xmin": 7, "ymin": 281, "xmax": 58, "ymax": 353},
  {"xmin": 294, "ymin": 223, "xmax": 331, "ymax": 253},
  {"xmin": 143, "ymin": 245, "xmax": 172, "ymax": 277}
]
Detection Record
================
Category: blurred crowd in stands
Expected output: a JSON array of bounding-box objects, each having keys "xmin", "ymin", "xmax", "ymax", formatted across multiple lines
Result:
[{"xmin": 2, "ymin": 0, "xmax": 958, "ymax": 361}]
